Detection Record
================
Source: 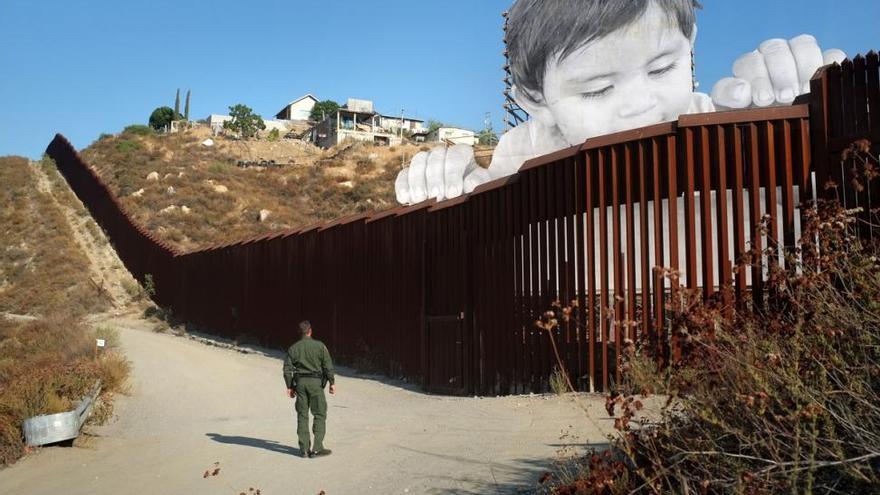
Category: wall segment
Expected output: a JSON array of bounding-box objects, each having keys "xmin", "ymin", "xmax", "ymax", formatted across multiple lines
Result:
[{"xmin": 47, "ymin": 54, "xmax": 879, "ymax": 394}]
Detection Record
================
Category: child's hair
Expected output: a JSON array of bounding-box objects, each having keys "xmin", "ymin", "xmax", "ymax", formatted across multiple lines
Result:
[{"xmin": 507, "ymin": 0, "xmax": 700, "ymax": 98}]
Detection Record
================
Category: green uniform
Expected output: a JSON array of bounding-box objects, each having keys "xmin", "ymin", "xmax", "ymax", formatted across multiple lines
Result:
[{"xmin": 283, "ymin": 336, "xmax": 335, "ymax": 454}]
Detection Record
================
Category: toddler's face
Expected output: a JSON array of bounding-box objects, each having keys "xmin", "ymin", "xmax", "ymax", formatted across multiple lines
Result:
[{"xmin": 538, "ymin": 2, "xmax": 694, "ymax": 145}]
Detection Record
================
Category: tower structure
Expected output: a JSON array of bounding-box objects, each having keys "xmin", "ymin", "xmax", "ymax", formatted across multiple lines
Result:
[{"xmin": 502, "ymin": 10, "xmax": 528, "ymax": 130}]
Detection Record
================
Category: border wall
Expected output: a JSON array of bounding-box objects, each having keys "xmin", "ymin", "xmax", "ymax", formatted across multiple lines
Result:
[{"xmin": 46, "ymin": 54, "xmax": 879, "ymax": 395}]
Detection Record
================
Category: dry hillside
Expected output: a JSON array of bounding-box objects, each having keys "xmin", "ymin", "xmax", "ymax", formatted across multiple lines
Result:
[
  {"xmin": 79, "ymin": 126, "xmax": 427, "ymax": 252},
  {"xmin": 0, "ymin": 156, "xmax": 132, "ymax": 466},
  {"xmin": 0, "ymin": 156, "xmax": 119, "ymax": 316}
]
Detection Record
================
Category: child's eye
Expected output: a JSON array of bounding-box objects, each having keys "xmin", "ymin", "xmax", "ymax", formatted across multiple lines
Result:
[
  {"xmin": 649, "ymin": 62, "xmax": 678, "ymax": 77},
  {"xmin": 581, "ymin": 86, "xmax": 612, "ymax": 99}
]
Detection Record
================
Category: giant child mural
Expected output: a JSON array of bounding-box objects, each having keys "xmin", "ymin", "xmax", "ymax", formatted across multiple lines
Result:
[{"xmin": 394, "ymin": 0, "xmax": 845, "ymax": 205}]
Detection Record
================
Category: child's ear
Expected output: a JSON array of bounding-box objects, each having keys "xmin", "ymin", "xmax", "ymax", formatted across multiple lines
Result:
[{"xmin": 511, "ymin": 85, "xmax": 556, "ymax": 127}]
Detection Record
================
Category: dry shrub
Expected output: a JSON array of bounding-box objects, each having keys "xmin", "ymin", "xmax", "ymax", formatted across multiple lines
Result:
[
  {"xmin": 96, "ymin": 351, "xmax": 131, "ymax": 395},
  {"xmin": 552, "ymin": 144, "xmax": 880, "ymax": 494},
  {"xmin": 0, "ymin": 317, "xmax": 130, "ymax": 466},
  {"xmin": 549, "ymin": 366, "xmax": 571, "ymax": 396},
  {"xmin": 0, "ymin": 156, "xmax": 109, "ymax": 317}
]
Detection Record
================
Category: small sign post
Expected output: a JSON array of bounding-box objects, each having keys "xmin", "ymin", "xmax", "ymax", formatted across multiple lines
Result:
[{"xmin": 95, "ymin": 338, "xmax": 106, "ymax": 361}]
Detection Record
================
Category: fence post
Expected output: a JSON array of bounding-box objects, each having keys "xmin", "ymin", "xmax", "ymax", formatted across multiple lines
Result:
[{"xmin": 809, "ymin": 65, "xmax": 833, "ymax": 199}]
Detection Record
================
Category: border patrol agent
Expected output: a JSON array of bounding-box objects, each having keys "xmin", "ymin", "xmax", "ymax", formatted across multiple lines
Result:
[{"xmin": 283, "ymin": 320, "xmax": 336, "ymax": 458}]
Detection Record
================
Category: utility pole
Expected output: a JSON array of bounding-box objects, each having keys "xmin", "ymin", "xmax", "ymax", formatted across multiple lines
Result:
[
  {"xmin": 400, "ymin": 108, "xmax": 405, "ymax": 138},
  {"xmin": 482, "ymin": 111, "xmax": 497, "ymax": 145}
]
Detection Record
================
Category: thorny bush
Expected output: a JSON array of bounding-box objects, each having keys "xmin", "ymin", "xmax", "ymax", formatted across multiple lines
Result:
[{"xmin": 546, "ymin": 140, "xmax": 880, "ymax": 494}]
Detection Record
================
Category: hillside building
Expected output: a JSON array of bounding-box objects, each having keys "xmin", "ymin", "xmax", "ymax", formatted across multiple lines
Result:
[
  {"xmin": 311, "ymin": 98, "xmax": 405, "ymax": 148},
  {"xmin": 274, "ymin": 94, "xmax": 319, "ymax": 122},
  {"xmin": 428, "ymin": 127, "xmax": 478, "ymax": 146},
  {"xmin": 378, "ymin": 114, "xmax": 426, "ymax": 134},
  {"xmin": 207, "ymin": 113, "xmax": 291, "ymax": 137},
  {"xmin": 207, "ymin": 114, "xmax": 233, "ymax": 134}
]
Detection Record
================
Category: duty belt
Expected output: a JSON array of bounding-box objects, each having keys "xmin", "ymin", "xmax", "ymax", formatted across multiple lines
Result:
[{"xmin": 295, "ymin": 371, "xmax": 322, "ymax": 378}]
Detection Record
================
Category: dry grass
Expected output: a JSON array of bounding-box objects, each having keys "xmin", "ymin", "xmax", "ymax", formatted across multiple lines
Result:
[
  {"xmin": 0, "ymin": 156, "xmax": 109, "ymax": 317},
  {"xmin": 0, "ymin": 316, "xmax": 130, "ymax": 466},
  {"xmin": 80, "ymin": 127, "xmax": 424, "ymax": 252},
  {"xmin": 0, "ymin": 156, "xmax": 128, "ymax": 467}
]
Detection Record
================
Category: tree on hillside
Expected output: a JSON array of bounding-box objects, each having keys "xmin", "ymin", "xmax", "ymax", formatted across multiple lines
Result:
[
  {"xmin": 174, "ymin": 89, "xmax": 181, "ymax": 119},
  {"xmin": 309, "ymin": 100, "xmax": 340, "ymax": 122},
  {"xmin": 478, "ymin": 114, "xmax": 498, "ymax": 146},
  {"xmin": 427, "ymin": 119, "xmax": 445, "ymax": 134},
  {"xmin": 478, "ymin": 128, "xmax": 498, "ymax": 146},
  {"xmin": 149, "ymin": 106, "xmax": 176, "ymax": 130},
  {"xmin": 223, "ymin": 104, "xmax": 266, "ymax": 138},
  {"xmin": 184, "ymin": 90, "xmax": 191, "ymax": 121}
]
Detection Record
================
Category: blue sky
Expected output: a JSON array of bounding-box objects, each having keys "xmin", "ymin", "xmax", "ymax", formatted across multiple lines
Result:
[{"xmin": 1, "ymin": 0, "xmax": 878, "ymax": 159}]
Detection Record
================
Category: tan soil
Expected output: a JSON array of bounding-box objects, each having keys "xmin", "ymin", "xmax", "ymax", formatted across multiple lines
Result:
[
  {"xmin": 0, "ymin": 314, "xmax": 636, "ymax": 494},
  {"xmin": 1, "ymin": 159, "xmax": 655, "ymax": 494}
]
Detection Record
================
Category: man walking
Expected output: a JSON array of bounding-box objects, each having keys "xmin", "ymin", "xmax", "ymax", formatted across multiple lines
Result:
[{"xmin": 283, "ymin": 320, "xmax": 336, "ymax": 458}]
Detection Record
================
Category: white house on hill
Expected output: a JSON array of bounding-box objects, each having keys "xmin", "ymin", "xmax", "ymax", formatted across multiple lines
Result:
[
  {"xmin": 207, "ymin": 114, "xmax": 233, "ymax": 134},
  {"xmin": 428, "ymin": 127, "xmax": 478, "ymax": 146},
  {"xmin": 275, "ymin": 94, "xmax": 319, "ymax": 122}
]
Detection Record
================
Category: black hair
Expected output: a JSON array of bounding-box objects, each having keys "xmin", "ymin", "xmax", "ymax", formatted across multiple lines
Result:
[
  {"xmin": 299, "ymin": 320, "xmax": 312, "ymax": 336},
  {"xmin": 507, "ymin": 0, "xmax": 700, "ymax": 98}
]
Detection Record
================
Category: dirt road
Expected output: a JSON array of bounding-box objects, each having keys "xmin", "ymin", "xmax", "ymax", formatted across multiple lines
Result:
[{"xmin": 0, "ymin": 316, "xmax": 619, "ymax": 494}]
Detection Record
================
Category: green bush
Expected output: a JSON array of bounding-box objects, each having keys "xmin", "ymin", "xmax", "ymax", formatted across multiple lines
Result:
[
  {"xmin": 208, "ymin": 161, "xmax": 232, "ymax": 174},
  {"xmin": 115, "ymin": 140, "xmax": 141, "ymax": 153},
  {"xmin": 223, "ymin": 104, "xmax": 265, "ymax": 139},
  {"xmin": 122, "ymin": 124, "xmax": 154, "ymax": 136},
  {"xmin": 142, "ymin": 274, "xmax": 156, "ymax": 298},
  {"xmin": 309, "ymin": 100, "xmax": 340, "ymax": 122},
  {"xmin": 266, "ymin": 128, "xmax": 280, "ymax": 141}
]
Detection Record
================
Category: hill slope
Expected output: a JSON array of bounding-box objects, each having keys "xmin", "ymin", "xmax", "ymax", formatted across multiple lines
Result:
[
  {"xmin": 0, "ymin": 155, "xmax": 134, "ymax": 466},
  {"xmin": 80, "ymin": 127, "xmax": 424, "ymax": 252},
  {"xmin": 0, "ymin": 156, "xmax": 135, "ymax": 316}
]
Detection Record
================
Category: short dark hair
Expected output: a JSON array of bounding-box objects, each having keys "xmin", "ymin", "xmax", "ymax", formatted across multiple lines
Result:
[
  {"xmin": 299, "ymin": 320, "xmax": 312, "ymax": 335},
  {"xmin": 507, "ymin": 0, "xmax": 700, "ymax": 97}
]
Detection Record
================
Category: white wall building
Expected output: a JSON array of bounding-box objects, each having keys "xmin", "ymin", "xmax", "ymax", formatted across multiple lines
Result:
[
  {"xmin": 428, "ymin": 127, "xmax": 478, "ymax": 146},
  {"xmin": 263, "ymin": 119, "xmax": 292, "ymax": 133},
  {"xmin": 207, "ymin": 114, "xmax": 233, "ymax": 134},
  {"xmin": 378, "ymin": 114, "xmax": 425, "ymax": 133},
  {"xmin": 207, "ymin": 114, "xmax": 290, "ymax": 136},
  {"xmin": 312, "ymin": 98, "xmax": 403, "ymax": 148},
  {"xmin": 274, "ymin": 94, "xmax": 319, "ymax": 122}
]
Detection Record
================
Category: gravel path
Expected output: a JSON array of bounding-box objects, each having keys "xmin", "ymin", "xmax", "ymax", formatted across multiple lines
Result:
[{"xmin": 0, "ymin": 315, "xmax": 619, "ymax": 495}]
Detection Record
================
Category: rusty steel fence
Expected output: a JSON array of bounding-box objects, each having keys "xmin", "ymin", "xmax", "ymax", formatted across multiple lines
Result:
[
  {"xmin": 810, "ymin": 52, "xmax": 880, "ymax": 241},
  {"xmin": 46, "ymin": 54, "xmax": 878, "ymax": 395}
]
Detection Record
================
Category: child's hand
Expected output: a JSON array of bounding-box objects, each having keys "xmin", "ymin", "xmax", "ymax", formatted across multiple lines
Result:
[
  {"xmin": 711, "ymin": 34, "xmax": 846, "ymax": 109},
  {"xmin": 395, "ymin": 144, "xmax": 487, "ymax": 204}
]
